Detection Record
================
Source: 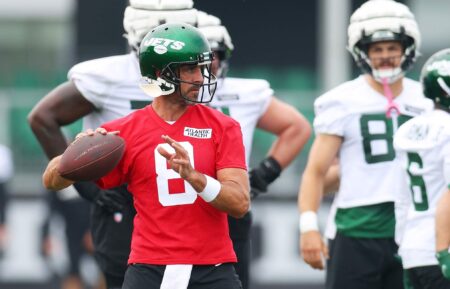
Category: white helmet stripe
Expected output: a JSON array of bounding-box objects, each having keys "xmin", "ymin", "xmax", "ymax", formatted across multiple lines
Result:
[{"xmin": 438, "ymin": 77, "xmax": 450, "ymax": 96}]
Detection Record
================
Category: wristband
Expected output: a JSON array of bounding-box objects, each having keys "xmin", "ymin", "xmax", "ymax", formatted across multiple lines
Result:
[
  {"xmin": 198, "ymin": 175, "xmax": 221, "ymax": 202},
  {"xmin": 299, "ymin": 211, "xmax": 319, "ymax": 233}
]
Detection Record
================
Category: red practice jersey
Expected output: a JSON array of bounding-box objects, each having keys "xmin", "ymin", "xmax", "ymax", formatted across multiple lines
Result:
[{"xmin": 96, "ymin": 104, "xmax": 246, "ymax": 265}]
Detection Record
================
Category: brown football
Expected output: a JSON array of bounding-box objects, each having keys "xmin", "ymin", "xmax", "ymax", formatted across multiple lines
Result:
[{"xmin": 58, "ymin": 133, "xmax": 125, "ymax": 181}]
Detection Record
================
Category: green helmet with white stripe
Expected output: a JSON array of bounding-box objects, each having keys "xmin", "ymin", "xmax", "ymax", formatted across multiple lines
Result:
[
  {"xmin": 138, "ymin": 22, "xmax": 217, "ymax": 102},
  {"xmin": 421, "ymin": 49, "xmax": 450, "ymax": 109}
]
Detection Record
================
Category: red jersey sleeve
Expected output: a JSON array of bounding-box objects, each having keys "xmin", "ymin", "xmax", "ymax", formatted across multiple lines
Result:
[{"xmin": 216, "ymin": 120, "xmax": 247, "ymax": 171}]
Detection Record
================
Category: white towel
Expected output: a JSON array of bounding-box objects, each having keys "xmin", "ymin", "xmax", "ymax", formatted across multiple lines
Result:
[{"xmin": 160, "ymin": 264, "xmax": 193, "ymax": 289}]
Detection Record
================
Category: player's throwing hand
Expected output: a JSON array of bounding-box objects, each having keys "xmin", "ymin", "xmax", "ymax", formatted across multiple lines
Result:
[{"xmin": 157, "ymin": 135, "xmax": 194, "ymax": 180}]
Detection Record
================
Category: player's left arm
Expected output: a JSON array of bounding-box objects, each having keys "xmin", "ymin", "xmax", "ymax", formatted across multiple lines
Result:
[
  {"xmin": 206, "ymin": 167, "xmax": 249, "ymax": 218},
  {"xmin": 187, "ymin": 167, "xmax": 250, "ymax": 219},
  {"xmin": 251, "ymin": 97, "xmax": 312, "ymax": 194},
  {"xmin": 158, "ymin": 135, "xmax": 250, "ymax": 218}
]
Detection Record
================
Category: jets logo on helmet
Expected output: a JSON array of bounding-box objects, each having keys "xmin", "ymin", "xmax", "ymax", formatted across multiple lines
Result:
[
  {"xmin": 421, "ymin": 49, "xmax": 450, "ymax": 109},
  {"xmin": 139, "ymin": 23, "xmax": 217, "ymax": 103},
  {"xmin": 142, "ymin": 37, "xmax": 186, "ymax": 53},
  {"xmin": 347, "ymin": 0, "xmax": 421, "ymax": 83}
]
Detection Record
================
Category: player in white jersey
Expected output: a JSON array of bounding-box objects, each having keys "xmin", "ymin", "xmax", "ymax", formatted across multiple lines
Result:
[
  {"xmin": 394, "ymin": 49, "xmax": 450, "ymax": 288},
  {"xmin": 200, "ymin": 24, "xmax": 311, "ymax": 289},
  {"xmin": 297, "ymin": 1, "xmax": 433, "ymax": 288},
  {"xmin": 28, "ymin": 2, "xmax": 311, "ymax": 288}
]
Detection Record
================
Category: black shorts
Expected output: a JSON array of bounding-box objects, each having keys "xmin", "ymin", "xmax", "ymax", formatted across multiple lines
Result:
[
  {"xmin": 326, "ymin": 232, "xmax": 403, "ymax": 289},
  {"xmin": 407, "ymin": 265, "xmax": 450, "ymax": 289},
  {"xmin": 90, "ymin": 188, "xmax": 135, "ymax": 288},
  {"xmin": 228, "ymin": 211, "xmax": 252, "ymax": 289},
  {"xmin": 122, "ymin": 263, "xmax": 242, "ymax": 289}
]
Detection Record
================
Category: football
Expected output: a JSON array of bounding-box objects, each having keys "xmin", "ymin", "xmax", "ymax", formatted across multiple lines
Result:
[{"xmin": 58, "ymin": 133, "xmax": 125, "ymax": 182}]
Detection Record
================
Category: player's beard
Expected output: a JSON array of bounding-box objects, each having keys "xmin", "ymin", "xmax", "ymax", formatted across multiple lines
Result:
[
  {"xmin": 179, "ymin": 85, "xmax": 203, "ymax": 105},
  {"xmin": 372, "ymin": 56, "xmax": 403, "ymax": 84}
]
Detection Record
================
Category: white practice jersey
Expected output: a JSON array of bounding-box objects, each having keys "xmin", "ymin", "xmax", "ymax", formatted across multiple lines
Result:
[
  {"xmin": 394, "ymin": 110, "xmax": 450, "ymax": 268},
  {"xmin": 316, "ymin": 76, "xmax": 433, "ymax": 239},
  {"xmin": 209, "ymin": 78, "xmax": 272, "ymax": 166},
  {"xmin": 68, "ymin": 52, "xmax": 152, "ymax": 130},
  {"xmin": 68, "ymin": 54, "xmax": 272, "ymax": 167}
]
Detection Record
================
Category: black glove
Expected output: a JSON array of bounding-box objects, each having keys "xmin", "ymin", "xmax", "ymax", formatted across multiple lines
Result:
[
  {"xmin": 73, "ymin": 182, "xmax": 129, "ymax": 213},
  {"xmin": 94, "ymin": 188, "xmax": 129, "ymax": 213},
  {"xmin": 249, "ymin": 156, "xmax": 282, "ymax": 199}
]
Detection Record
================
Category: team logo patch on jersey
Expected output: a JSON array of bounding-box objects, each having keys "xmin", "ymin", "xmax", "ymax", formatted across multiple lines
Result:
[{"xmin": 183, "ymin": 127, "xmax": 212, "ymax": 139}]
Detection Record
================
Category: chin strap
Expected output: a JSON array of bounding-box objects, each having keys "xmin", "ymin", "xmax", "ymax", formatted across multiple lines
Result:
[{"xmin": 381, "ymin": 77, "xmax": 400, "ymax": 132}]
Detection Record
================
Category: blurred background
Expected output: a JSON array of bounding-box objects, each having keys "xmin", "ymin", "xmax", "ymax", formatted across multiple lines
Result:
[{"xmin": 0, "ymin": 0, "xmax": 448, "ymax": 288}]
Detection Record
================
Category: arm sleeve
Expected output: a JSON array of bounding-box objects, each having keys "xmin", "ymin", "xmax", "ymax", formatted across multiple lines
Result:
[
  {"xmin": 313, "ymin": 97, "xmax": 349, "ymax": 136},
  {"xmin": 68, "ymin": 61, "xmax": 111, "ymax": 110},
  {"xmin": 256, "ymin": 80, "xmax": 274, "ymax": 118},
  {"xmin": 216, "ymin": 121, "xmax": 247, "ymax": 170}
]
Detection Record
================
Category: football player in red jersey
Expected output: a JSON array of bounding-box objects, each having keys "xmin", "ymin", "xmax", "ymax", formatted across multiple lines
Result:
[
  {"xmin": 43, "ymin": 23, "xmax": 250, "ymax": 289},
  {"xmin": 28, "ymin": 2, "xmax": 197, "ymax": 288}
]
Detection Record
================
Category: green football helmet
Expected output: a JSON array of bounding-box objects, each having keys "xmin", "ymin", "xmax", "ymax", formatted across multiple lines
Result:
[
  {"xmin": 420, "ymin": 49, "xmax": 450, "ymax": 109},
  {"xmin": 139, "ymin": 22, "xmax": 217, "ymax": 103}
]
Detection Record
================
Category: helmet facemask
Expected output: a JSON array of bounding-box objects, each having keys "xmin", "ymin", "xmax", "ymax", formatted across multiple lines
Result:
[
  {"xmin": 164, "ymin": 61, "xmax": 218, "ymax": 104},
  {"xmin": 347, "ymin": 0, "xmax": 421, "ymax": 84},
  {"xmin": 353, "ymin": 28, "xmax": 416, "ymax": 84},
  {"xmin": 140, "ymin": 53, "xmax": 217, "ymax": 103}
]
